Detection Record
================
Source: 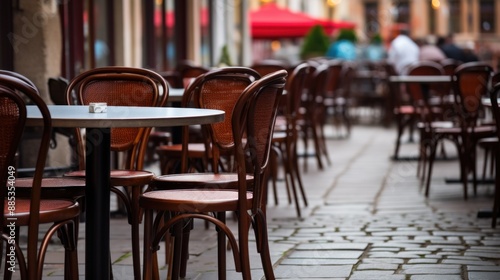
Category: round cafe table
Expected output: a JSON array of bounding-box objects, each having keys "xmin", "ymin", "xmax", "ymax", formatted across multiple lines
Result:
[{"xmin": 27, "ymin": 105, "xmax": 224, "ymax": 280}]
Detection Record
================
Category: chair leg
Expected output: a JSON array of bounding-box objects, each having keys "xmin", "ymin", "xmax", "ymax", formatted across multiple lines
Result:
[
  {"xmin": 130, "ymin": 195, "xmax": 142, "ymax": 280},
  {"xmin": 493, "ymin": 149, "xmax": 500, "ymax": 228},
  {"xmin": 425, "ymin": 141, "xmax": 438, "ymax": 197},
  {"xmin": 170, "ymin": 221, "xmax": 184, "ymax": 280},
  {"xmin": 238, "ymin": 217, "xmax": 252, "ymax": 280},
  {"xmin": 179, "ymin": 219, "xmax": 193, "ymax": 278},
  {"xmin": 254, "ymin": 212, "xmax": 276, "ymax": 280},
  {"xmin": 393, "ymin": 116, "xmax": 405, "ymax": 159},
  {"xmin": 216, "ymin": 212, "xmax": 227, "ymax": 280},
  {"xmin": 142, "ymin": 208, "xmax": 154, "ymax": 280}
]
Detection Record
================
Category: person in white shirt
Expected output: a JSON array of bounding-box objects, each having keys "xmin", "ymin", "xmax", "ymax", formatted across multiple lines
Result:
[{"xmin": 387, "ymin": 29, "xmax": 420, "ymax": 75}]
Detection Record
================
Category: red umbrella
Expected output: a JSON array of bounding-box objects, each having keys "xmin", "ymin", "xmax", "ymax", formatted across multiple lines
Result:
[{"xmin": 250, "ymin": 3, "xmax": 355, "ymax": 39}]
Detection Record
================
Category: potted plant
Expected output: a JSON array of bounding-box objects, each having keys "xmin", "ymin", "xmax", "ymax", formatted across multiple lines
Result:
[{"xmin": 300, "ymin": 25, "xmax": 330, "ymax": 60}]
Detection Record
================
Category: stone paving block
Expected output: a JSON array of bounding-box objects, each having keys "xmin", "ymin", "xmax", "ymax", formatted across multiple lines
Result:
[
  {"xmin": 280, "ymin": 258, "xmax": 359, "ymax": 265},
  {"xmin": 468, "ymin": 271, "xmax": 500, "ymax": 280},
  {"xmin": 273, "ymin": 265, "xmax": 352, "ymax": 278},
  {"xmin": 295, "ymin": 242, "xmax": 368, "ymax": 250},
  {"xmin": 349, "ymin": 270, "xmax": 406, "ymax": 280},
  {"xmin": 288, "ymin": 250, "xmax": 364, "ymax": 259},
  {"xmin": 362, "ymin": 258, "xmax": 406, "ymax": 264},
  {"xmin": 464, "ymin": 251, "xmax": 500, "ymax": 259},
  {"xmin": 356, "ymin": 263, "xmax": 400, "ymax": 270},
  {"xmin": 401, "ymin": 264, "xmax": 462, "ymax": 274},
  {"xmin": 467, "ymin": 265, "xmax": 500, "ymax": 271},
  {"xmin": 410, "ymin": 275, "xmax": 462, "ymax": 280},
  {"xmin": 407, "ymin": 259, "xmax": 439, "ymax": 264}
]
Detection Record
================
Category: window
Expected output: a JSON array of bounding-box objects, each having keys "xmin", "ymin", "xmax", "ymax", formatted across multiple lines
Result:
[
  {"xmin": 448, "ymin": 0, "xmax": 461, "ymax": 33},
  {"xmin": 480, "ymin": 0, "xmax": 495, "ymax": 33},
  {"xmin": 395, "ymin": 1, "xmax": 410, "ymax": 24},
  {"xmin": 428, "ymin": 2, "xmax": 436, "ymax": 34},
  {"xmin": 364, "ymin": 1, "xmax": 379, "ymax": 37}
]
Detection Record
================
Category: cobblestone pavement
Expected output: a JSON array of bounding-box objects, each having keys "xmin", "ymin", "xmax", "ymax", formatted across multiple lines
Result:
[{"xmin": 8, "ymin": 125, "xmax": 500, "ymax": 279}]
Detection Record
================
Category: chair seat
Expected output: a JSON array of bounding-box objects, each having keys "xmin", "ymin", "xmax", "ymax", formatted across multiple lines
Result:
[
  {"xmin": 4, "ymin": 199, "xmax": 80, "ymax": 225},
  {"xmin": 478, "ymin": 137, "xmax": 499, "ymax": 148},
  {"xmin": 417, "ymin": 121, "xmax": 454, "ymax": 129},
  {"xmin": 140, "ymin": 189, "xmax": 252, "ymax": 212},
  {"xmin": 394, "ymin": 105, "xmax": 415, "ymax": 115},
  {"xmin": 65, "ymin": 169, "xmax": 154, "ymax": 186},
  {"xmin": 14, "ymin": 177, "xmax": 86, "ymax": 199},
  {"xmin": 156, "ymin": 143, "xmax": 207, "ymax": 158},
  {"xmin": 152, "ymin": 173, "xmax": 253, "ymax": 190},
  {"xmin": 434, "ymin": 125, "xmax": 496, "ymax": 135}
]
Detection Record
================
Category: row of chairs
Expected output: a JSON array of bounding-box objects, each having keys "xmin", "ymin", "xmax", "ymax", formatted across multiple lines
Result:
[
  {"xmin": 0, "ymin": 66, "xmax": 286, "ymax": 279},
  {"xmin": 249, "ymin": 59, "xmax": 355, "ymax": 217},
  {"xmin": 389, "ymin": 60, "xmax": 500, "ymax": 227}
]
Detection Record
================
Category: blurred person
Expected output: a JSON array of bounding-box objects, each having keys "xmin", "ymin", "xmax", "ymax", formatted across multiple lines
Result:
[
  {"xmin": 387, "ymin": 29, "xmax": 419, "ymax": 74},
  {"xmin": 437, "ymin": 35, "xmax": 478, "ymax": 63},
  {"xmin": 418, "ymin": 36, "xmax": 446, "ymax": 62}
]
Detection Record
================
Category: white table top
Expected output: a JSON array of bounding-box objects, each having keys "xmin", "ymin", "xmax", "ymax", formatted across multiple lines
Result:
[
  {"xmin": 26, "ymin": 105, "xmax": 224, "ymax": 128},
  {"xmin": 389, "ymin": 75, "xmax": 452, "ymax": 83}
]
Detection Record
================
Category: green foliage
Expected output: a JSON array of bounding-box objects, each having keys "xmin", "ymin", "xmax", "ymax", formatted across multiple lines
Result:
[
  {"xmin": 336, "ymin": 29, "xmax": 357, "ymax": 43},
  {"xmin": 218, "ymin": 45, "xmax": 232, "ymax": 66},
  {"xmin": 370, "ymin": 33, "xmax": 383, "ymax": 45},
  {"xmin": 300, "ymin": 25, "xmax": 330, "ymax": 59}
]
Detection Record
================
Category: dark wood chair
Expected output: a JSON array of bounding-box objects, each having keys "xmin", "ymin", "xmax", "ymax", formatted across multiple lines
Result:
[
  {"xmin": 271, "ymin": 63, "xmax": 310, "ymax": 217},
  {"xmin": 155, "ymin": 65, "xmax": 211, "ymax": 174},
  {"xmin": 386, "ymin": 62, "xmax": 419, "ymax": 160},
  {"xmin": 302, "ymin": 62, "xmax": 332, "ymax": 171},
  {"xmin": 403, "ymin": 61, "xmax": 448, "ymax": 182},
  {"xmin": 63, "ymin": 66, "xmax": 169, "ymax": 279},
  {"xmin": 477, "ymin": 71, "xmax": 500, "ymax": 180},
  {"xmin": 141, "ymin": 69, "xmax": 286, "ymax": 280},
  {"xmin": 0, "ymin": 74, "xmax": 80, "ymax": 280},
  {"xmin": 424, "ymin": 62, "xmax": 494, "ymax": 199},
  {"xmin": 251, "ymin": 60, "xmax": 288, "ymax": 76},
  {"xmin": 487, "ymin": 82, "xmax": 500, "ymax": 227},
  {"xmin": 0, "ymin": 71, "xmax": 85, "ymax": 215},
  {"xmin": 151, "ymin": 67, "xmax": 261, "ymax": 277}
]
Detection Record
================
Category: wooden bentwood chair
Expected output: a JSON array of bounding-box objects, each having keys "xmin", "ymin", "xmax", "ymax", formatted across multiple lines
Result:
[
  {"xmin": 63, "ymin": 67, "xmax": 168, "ymax": 279},
  {"xmin": 487, "ymin": 82, "xmax": 500, "ymax": 227},
  {"xmin": 148, "ymin": 67, "xmax": 261, "ymax": 278},
  {"xmin": 155, "ymin": 67, "xmax": 261, "ymax": 275},
  {"xmin": 423, "ymin": 62, "xmax": 494, "ymax": 199},
  {"xmin": 0, "ymin": 74, "xmax": 80, "ymax": 279},
  {"xmin": 141, "ymin": 70, "xmax": 287, "ymax": 280}
]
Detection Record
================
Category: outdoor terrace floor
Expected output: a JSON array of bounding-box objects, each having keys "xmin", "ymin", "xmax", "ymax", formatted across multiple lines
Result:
[{"xmin": 9, "ymin": 124, "xmax": 500, "ymax": 279}]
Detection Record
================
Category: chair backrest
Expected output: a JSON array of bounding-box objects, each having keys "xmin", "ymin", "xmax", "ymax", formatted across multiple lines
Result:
[
  {"xmin": 285, "ymin": 63, "xmax": 312, "ymax": 120},
  {"xmin": 489, "ymin": 82, "xmax": 500, "ymax": 140},
  {"xmin": 308, "ymin": 64, "xmax": 329, "ymax": 106},
  {"xmin": 0, "ymin": 70, "xmax": 37, "ymax": 89},
  {"xmin": 251, "ymin": 60, "xmax": 287, "ymax": 77},
  {"xmin": 159, "ymin": 70, "xmax": 183, "ymax": 89},
  {"xmin": 324, "ymin": 60, "xmax": 344, "ymax": 99},
  {"xmin": 406, "ymin": 61, "xmax": 445, "ymax": 103},
  {"xmin": 179, "ymin": 65, "xmax": 210, "ymax": 89},
  {"xmin": 231, "ymin": 70, "xmax": 287, "ymax": 214},
  {"xmin": 339, "ymin": 62, "xmax": 356, "ymax": 99},
  {"xmin": 0, "ymin": 74, "xmax": 51, "ymax": 277},
  {"xmin": 66, "ymin": 66, "xmax": 168, "ymax": 170},
  {"xmin": 440, "ymin": 58, "xmax": 461, "ymax": 75},
  {"xmin": 452, "ymin": 62, "xmax": 493, "ymax": 127},
  {"xmin": 180, "ymin": 67, "xmax": 261, "ymax": 172},
  {"xmin": 48, "ymin": 77, "xmax": 70, "ymax": 105}
]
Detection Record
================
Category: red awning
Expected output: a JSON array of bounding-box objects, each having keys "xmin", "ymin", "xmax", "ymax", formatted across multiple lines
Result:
[{"xmin": 250, "ymin": 4, "xmax": 355, "ymax": 39}]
